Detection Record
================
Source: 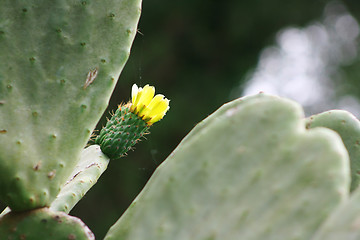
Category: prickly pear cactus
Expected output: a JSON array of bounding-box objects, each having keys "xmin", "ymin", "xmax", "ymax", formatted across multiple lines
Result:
[
  {"xmin": 313, "ymin": 186, "xmax": 360, "ymax": 239},
  {"xmin": 0, "ymin": 0, "xmax": 142, "ymax": 211},
  {"xmin": 50, "ymin": 145, "xmax": 110, "ymax": 213},
  {"xmin": 306, "ymin": 110, "xmax": 360, "ymax": 192},
  {"xmin": 104, "ymin": 94, "xmax": 350, "ymax": 240},
  {"xmin": 0, "ymin": 208, "xmax": 94, "ymax": 239},
  {"xmin": 95, "ymin": 105, "xmax": 150, "ymax": 159}
]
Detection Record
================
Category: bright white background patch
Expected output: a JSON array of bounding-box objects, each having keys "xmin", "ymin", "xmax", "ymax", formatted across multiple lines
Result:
[{"xmin": 241, "ymin": 1, "xmax": 360, "ymax": 116}]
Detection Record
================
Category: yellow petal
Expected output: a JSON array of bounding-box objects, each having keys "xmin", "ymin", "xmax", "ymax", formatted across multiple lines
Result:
[
  {"xmin": 148, "ymin": 98, "xmax": 169, "ymax": 117},
  {"xmin": 148, "ymin": 114, "xmax": 163, "ymax": 124},
  {"xmin": 141, "ymin": 95, "xmax": 164, "ymax": 116},
  {"xmin": 137, "ymin": 85, "xmax": 155, "ymax": 114},
  {"xmin": 131, "ymin": 84, "xmax": 139, "ymax": 104},
  {"xmin": 139, "ymin": 85, "xmax": 155, "ymax": 105},
  {"xmin": 132, "ymin": 90, "xmax": 143, "ymax": 113}
]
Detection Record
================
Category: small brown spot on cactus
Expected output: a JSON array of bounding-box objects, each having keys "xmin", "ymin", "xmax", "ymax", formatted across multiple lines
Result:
[
  {"xmin": 16, "ymin": 140, "xmax": 21, "ymax": 145},
  {"xmin": 109, "ymin": 13, "xmax": 115, "ymax": 18},
  {"xmin": 29, "ymin": 197, "xmax": 34, "ymax": 203},
  {"xmin": 54, "ymin": 215, "xmax": 62, "ymax": 223},
  {"xmin": 0, "ymin": 100, "xmax": 4, "ymax": 105},
  {"xmin": 51, "ymin": 134, "xmax": 57, "ymax": 139},
  {"xmin": 80, "ymin": 42, "xmax": 86, "ymax": 46},
  {"xmin": 32, "ymin": 111, "xmax": 38, "ymax": 117},
  {"xmin": 341, "ymin": 120, "xmax": 346, "ymax": 124},
  {"xmin": 81, "ymin": 104, "xmax": 87, "ymax": 109},
  {"xmin": 81, "ymin": 1, "xmax": 87, "ymax": 5},
  {"xmin": 20, "ymin": 234, "xmax": 26, "ymax": 240},
  {"xmin": 356, "ymin": 140, "xmax": 360, "ymax": 145},
  {"xmin": 68, "ymin": 234, "xmax": 76, "ymax": 240},
  {"xmin": 22, "ymin": 8, "xmax": 27, "ymax": 13},
  {"xmin": 29, "ymin": 57, "xmax": 35, "ymax": 62},
  {"xmin": 126, "ymin": 29, "xmax": 132, "ymax": 35},
  {"xmin": 0, "ymin": 129, "xmax": 7, "ymax": 134},
  {"xmin": 7, "ymin": 84, "xmax": 12, "ymax": 90},
  {"xmin": 0, "ymin": 30, "xmax": 4, "ymax": 35},
  {"xmin": 48, "ymin": 170, "xmax": 56, "ymax": 179},
  {"xmin": 56, "ymin": 28, "xmax": 62, "ymax": 33},
  {"xmin": 33, "ymin": 162, "xmax": 41, "ymax": 171},
  {"xmin": 60, "ymin": 79, "xmax": 66, "ymax": 85},
  {"xmin": 83, "ymin": 68, "xmax": 98, "ymax": 89}
]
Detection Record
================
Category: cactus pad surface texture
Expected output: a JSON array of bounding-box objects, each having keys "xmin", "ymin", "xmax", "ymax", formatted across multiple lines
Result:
[
  {"xmin": 105, "ymin": 94, "xmax": 350, "ymax": 240},
  {"xmin": 306, "ymin": 110, "xmax": 360, "ymax": 192},
  {"xmin": 312, "ymin": 185, "xmax": 360, "ymax": 239},
  {"xmin": 0, "ymin": 0, "xmax": 142, "ymax": 211},
  {"xmin": 50, "ymin": 145, "xmax": 110, "ymax": 213},
  {"xmin": 0, "ymin": 207, "xmax": 95, "ymax": 239}
]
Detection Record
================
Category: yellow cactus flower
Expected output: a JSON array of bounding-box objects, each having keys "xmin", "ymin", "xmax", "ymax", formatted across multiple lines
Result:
[{"xmin": 130, "ymin": 84, "xmax": 170, "ymax": 125}]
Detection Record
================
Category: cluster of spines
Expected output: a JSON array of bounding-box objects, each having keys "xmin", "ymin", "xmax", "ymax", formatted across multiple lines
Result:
[{"xmin": 95, "ymin": 104, "xmax": 149, "ymax": 159}]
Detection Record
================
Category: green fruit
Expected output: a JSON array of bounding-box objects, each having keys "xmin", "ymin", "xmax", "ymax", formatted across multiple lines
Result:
[{"xmin": 95, "ymin": 105, "xmax": 149, "ymax": 159}]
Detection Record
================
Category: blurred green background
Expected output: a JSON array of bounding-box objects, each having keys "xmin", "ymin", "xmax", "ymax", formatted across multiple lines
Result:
[{"xmin": 4, "ymin": 0, "xmax": 360, "ymax": 238}]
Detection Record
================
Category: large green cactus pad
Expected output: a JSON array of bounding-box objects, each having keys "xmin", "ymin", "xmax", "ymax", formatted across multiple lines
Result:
[
  {"xmin": 105, "ymin": 94, "xmax": 350, "ymax": 240},
  {"xmin": 0, "ymin": 0, "xmax": 141, "ymax": 211},
  {"xmin": 0, "ymin": 207, "xmax": 94, "ymax": 239},
  {"xmin": 312, "ymin": 186, "xmax": 360, "ymax": 239},
  {"xmin": 306, "ymin": 110, "xmax": 360, "ymax": 192}
]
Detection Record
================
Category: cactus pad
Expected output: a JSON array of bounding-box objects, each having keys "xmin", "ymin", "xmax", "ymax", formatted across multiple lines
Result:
[
  {"xmin": 312, "ymin": 186, "xmax": 360, "ymax": 239},
  {"xmin": 0, "ymin": 207, "xmax": 94, "ymax": 239},
  {"xmin": 0, "ymin": 0, "xmax": 142, "ymax": 211},
  {"xmin": 306, "ymin": 110, "xmax": 360, "ymax": 192},
  {"xmin": 50, "ymin": 145, "xmax": 110, "ymax": 213},
  {"xmin": 104, "ymin": 94, "xmax": 350, "ymax": 240}
]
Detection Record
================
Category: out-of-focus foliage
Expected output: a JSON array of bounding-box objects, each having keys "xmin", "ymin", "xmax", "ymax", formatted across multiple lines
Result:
[{"xmin": 15, "ymin": 0, "xmax": 358, "ymax": 238}]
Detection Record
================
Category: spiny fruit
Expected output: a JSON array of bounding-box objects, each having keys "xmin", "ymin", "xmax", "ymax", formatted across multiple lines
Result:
[{"xmin": 95, "ymin": 84, "xmax": 169, "ymax": 159}]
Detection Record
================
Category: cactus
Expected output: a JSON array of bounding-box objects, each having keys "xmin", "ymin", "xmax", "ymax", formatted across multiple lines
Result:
[
  {"xmin": 95, "ymin": 84, "xmax": 170, "ymax": 159},
  {"xmin": 104, "ymin": 94, "xmax": 350, "ymax": 240},
  {"xmin": 1, "ymin": 0, "xmax": 360, "ymax": 238},
  {"xmin": 306, "ymin": 110, "xmax": 360, "ymax": 192},
  {"xmin": 50, "ymin": 145, "xmax": 110, "ymax": 213},
  {"xmin": 0, "ymin": 208, "xmax": 94, "ymax": 239},
  {"xmin": 0, "ymin": 0, "xmax": 141, "ymax": 211},
  {"xmin": 312, "ymin": 186, "xmax": 360, "ymax": 239}
]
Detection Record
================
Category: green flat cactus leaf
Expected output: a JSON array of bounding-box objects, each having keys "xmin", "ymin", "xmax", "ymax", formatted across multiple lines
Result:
[
  {"xmin": 50, "ymin": 145, "xmax": 109, "ymax": 213},
  {"xmin": 104, "ymin": 94, "xmax": 350, "ymax": 240},
  {"xmin": 312, "ymin": 186, "xmax": 360, "ymax": 239},
  {"xmin": 0, "ymin": 0, "xmax": 142, "ymax": 211},
  {"xmin": 306, "ymin": 110, "xmax": 360, "ymax": 192},
  {"xmin": 0, "ymin": 207, "xmax": 94, "ymax": 239}
]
